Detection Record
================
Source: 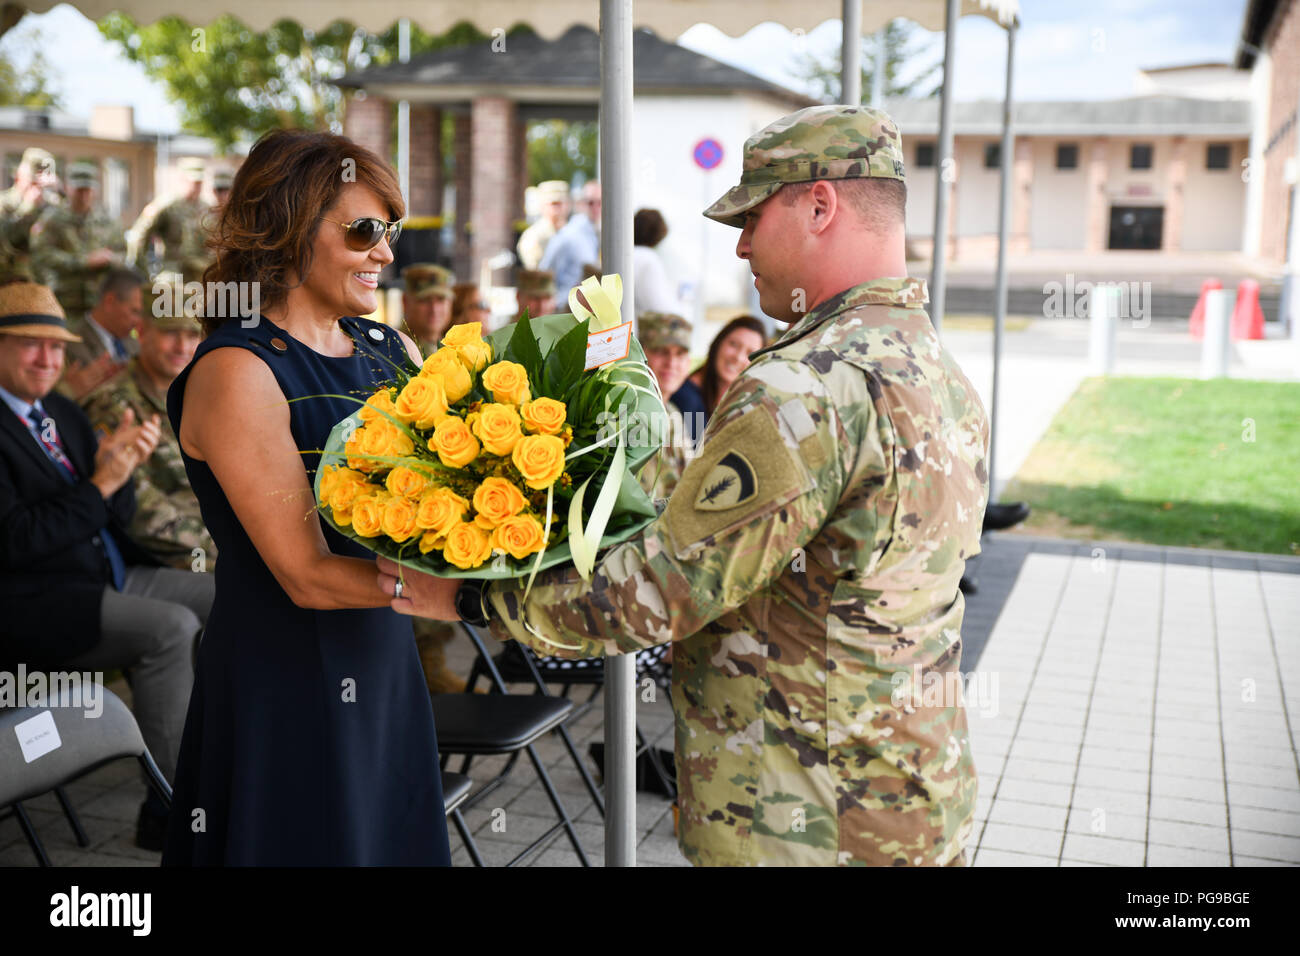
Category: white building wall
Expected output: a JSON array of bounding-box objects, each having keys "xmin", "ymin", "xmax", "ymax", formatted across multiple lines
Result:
[
  {"xmin": 1029, "ymin": 139, "xmax": 1088, "ymax": 249},
  {"xmin": 954, "ymin": 139, "xmax": 1001, "ymax": 236},
  {"xmin": 1181, "ymin": 138, "xmax": 1248, "ymax": 250},
  {"xmin": 904, "ymin": 138, "xmax": 936, "ymax": 239},
  {"xmin": 631, "ymin": 92, "xmax": 796, "ymax": 324}
]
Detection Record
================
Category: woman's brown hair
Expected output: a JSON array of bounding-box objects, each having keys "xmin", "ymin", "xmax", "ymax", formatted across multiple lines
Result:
[
  {"xmin": 633, "ymin": 208, "xmax": 668, "ymax": 248},
  {"xmin": 201, "ymin": 129, "xmax": 404, "ymax": 334},
  {"xmin": 699, "ymin": 315, "xmax": 767, "ymax": 415}
]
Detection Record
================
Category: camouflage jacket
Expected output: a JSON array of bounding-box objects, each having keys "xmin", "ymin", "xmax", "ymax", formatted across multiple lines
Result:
[
  {"xmin": 29, "ymin": 204, "xmax": 126, "ymax": 316},
  {"xmin": 488, "ymin": 276, "xmax": 990, "ymax": 866},
  {"xmin": 517, "ymin": 217, "xmax": 557, "ymax": 271},
  {"xmin": 637, "ymin": 400, "xmax": 690, "ymax": 503},
  {"xmin": 128, "ymin": 195, "xmax": 212, "ymax": 278},
  {"xmin": 0, "ymin": 185, "xmax": 56, "ymax": 279},
  {"xmin": 81, "ymin": 358, "xmax": 216, "ymax": 571}
]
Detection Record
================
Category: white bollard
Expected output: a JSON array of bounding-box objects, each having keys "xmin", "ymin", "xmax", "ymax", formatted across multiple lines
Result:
[
  {"xmin": 1200, "ymin": 288, "xmax": 1232, "ymax": 379},
  {"xmin": 1088, "ymin": 283, "xmax": 1118, "ymax": 376}
]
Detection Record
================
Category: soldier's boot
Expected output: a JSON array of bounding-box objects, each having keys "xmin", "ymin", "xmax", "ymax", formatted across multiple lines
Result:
[{"xmin": 414, "ymin": 621, "xmax": 473, "ymax": 695}]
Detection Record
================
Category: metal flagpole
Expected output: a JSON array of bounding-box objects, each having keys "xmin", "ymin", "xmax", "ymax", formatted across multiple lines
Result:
[
  {"xmin": 990, "ymin": 18, "xmax": 1017, "ymax": 503},
  {"xmin": 842, "ymin": 1, "xmax": 862, "ymax": 105},
  {"xmin": 397, "ymin": 18, "xmax": 411, "ymax": 208},
  {"xmin": 929, "ymin": 0, "xmax": 960, "ymax": 333},
  {"xmin": 599, "ymin": 0, "xmax": 637, "ymax": 868}
]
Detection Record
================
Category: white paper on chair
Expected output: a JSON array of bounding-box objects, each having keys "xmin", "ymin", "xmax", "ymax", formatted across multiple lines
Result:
[{"xmin": 15, "ymin": 710, "xmax": 61, "ymax": 763}]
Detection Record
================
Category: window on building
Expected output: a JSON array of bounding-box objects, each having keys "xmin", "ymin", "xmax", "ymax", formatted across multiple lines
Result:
[
  {"xmin": 984, "ymin": 143, "xmax": 1001, "ymax": 169},
  {"xmin": 1056, "ymin": 143, "xmax": 1079, "ymax": 170},
  {"xmin": 1130, "ymin": 144, "xmax": 1153, "ymax": 170},
  {"xmin": 1206, "ymin": 143, "xmax": 1230, "ymax": 170},
  {"xmin": 916, "ymin": 142, "xmax": 935, "ymax": 168}
]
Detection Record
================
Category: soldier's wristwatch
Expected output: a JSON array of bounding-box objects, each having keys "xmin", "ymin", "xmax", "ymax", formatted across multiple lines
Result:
[{"xmin": 454, "ymin": 579, "xmax": 491, "ymax": 627}]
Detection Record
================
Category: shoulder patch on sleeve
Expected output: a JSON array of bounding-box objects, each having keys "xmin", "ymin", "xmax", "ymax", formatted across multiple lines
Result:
[{"xmin": 665, "ymin": 398, "xmax": 814, "ymax": 560}]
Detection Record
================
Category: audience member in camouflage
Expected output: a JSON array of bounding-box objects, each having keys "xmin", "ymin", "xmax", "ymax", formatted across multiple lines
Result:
[
  {"xmin": 128, "ymin": 158, "xmax": 213, "ymax": 278},
  {"xmin": 30, "ymin": 162, "xmax": 126, "ymax": 319},
  {"xmin": 0, "ymin": 148, "xmax": 60, "ymax": 281},
  {"xmin": 638, "ymin": 310, "xmax": 696, "ymax": 502},
  {"xmin": 384, "ymin": 105, "xmax": 988, "ymax": 867},
  {"xmin": 81, "ymin": 274, "xmax": 213, "ymax": 570},
  {"xmin": 400, "ymin": 262, "xmax": 455, "ymax": 354}
]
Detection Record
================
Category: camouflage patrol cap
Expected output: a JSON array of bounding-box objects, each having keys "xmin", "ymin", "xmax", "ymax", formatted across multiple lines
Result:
[
  {"xmin": 67, "ymin": 161, "xmax": 99, "ymax": 188},
  {"xmin": 179, "ymin": 157, "xmax": 205, "ymax": 182},
  {"xmin": 147, "ymin": 273, "xmax": 202, "ymax": 332},
  {"xmin": 638, "ymin": 311, "xmax": 692, "ymax": 352},
  {"xmin": 212, "ymin": 169, "xmax": 234, "ymax": 190},
  {"xmin": 402, "ymin": 263, "xmax": 454, "ymax": 299},
  {"xmin": 19, "ymin": 147, "xmax": 54, "ymax": 175},
  {"xmin": 516, "ymin": 269, "xmax": 555, "ymax": 297},
  {"xmin": 703, "ymin": 104, "xmax": 906, "ymax": 228},
  {"xmin": 536, "ymin": 180, "xmax": 569, "ymax": 203}
]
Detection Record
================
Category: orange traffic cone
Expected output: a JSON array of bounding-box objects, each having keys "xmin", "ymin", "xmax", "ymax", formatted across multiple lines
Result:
[
  {"xmin": 1230, "ymin": 279, "xmax": 1265, "ymax": 340},
  {"xmin": 1189, "ymin": 278, "xmax": 1221, "ymax": 340}
]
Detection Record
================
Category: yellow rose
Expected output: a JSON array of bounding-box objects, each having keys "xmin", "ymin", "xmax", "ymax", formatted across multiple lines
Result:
[
  {"xmin": 319, "ymin": 464, "xmax": 365, "ymax": 502},
  {"xmin": 443, "ymin": 322, "xmax": 492, "ymax": 372},
  {"xmin": 490, "ymin": 513, "xmax": 547, "ymax": 560},
  {"xmin": 343, "ymin": 431, "xmax": 371, "ymax": 472},
  {"xmin": 415, "ymin": 487, "xmax": 470, "ymax": 536},
  {"xmin": 327, "ymin": 474, "xmax": 375, "ymax": 524},
  {"xmin": 394, "ymin": 375, "xmax": 450, "ymax": 430},
  {"xmin": 442, "ymin": 520, "xmax": 493, "ymax": 570},
  {"xmin": 350, "ymin": 491, "xmax": 389, "ymax": 538},
  {"xmin": 471, "ymin": 476, "xmax": 527, "ymax": 529},
  {"xmin": 385, "ymin": 465, "xmax": 431, "ymax": 499},
  {"xmin": 431, "ymin": 416, "xmax": 480, "ymax": 468},
  {"xmin": 472, "ymin": 402, "xmax": 524, "ymax": 457},
  {"xmin": 380, "ymin": 494, "xmax": 420, "ymax": 543},
  {"xmin": 481, "ymin": 360, "xmax": 531, "ymax": 406},
  {"xmin": 520, "ymin": 397, "xmax": 567, "ymax": 436},
  {"xmin": 417, "ymin": 530, "xmax": 445, "ymax": 554},
  {"xmin": 355, "ymin": 419, "xmax": 415, "ymax": 469},
  {"xmin": 358, "ymin": 387, "xmax": 398, "ymax": 424},
  {"xmin": 512, "ymin": 434, "xmax": 566, "ymax": 490},
  {"xmin": 419, "ymin": 348, "xmax": 473, "ymax": 403}
]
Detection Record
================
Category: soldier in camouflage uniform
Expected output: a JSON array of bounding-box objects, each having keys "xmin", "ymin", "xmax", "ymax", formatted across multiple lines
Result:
[
  {"xmin": 81, "ymin": 273, "xmax": 214, "ymax": 571},
  {"xmin": 517, "ymin": 180, "xmax": 570, "ymax": 270},
  {"xmin": 0, "ymin": 147, "xmax": 61, "ymax": 282},
  {"xmin": 400, "ymin": 262, "xmax": 454, "ymax": 355},
  {"xmin": 30, "ymin": 161, "xmax": 127, "ymax": 322},
  {"xmin": 127, "ymin": 157, "xmax": 212, "ymax": 280},
  {"xmin": 638, "ymin": 310, "xmax": 695, "ymax": 502},
  {"xmin": 383, "ymin": 105, "xmax": 990, "ymax": 866}
]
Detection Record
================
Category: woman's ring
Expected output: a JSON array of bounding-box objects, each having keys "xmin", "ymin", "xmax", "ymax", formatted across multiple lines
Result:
[{"xmin": 393, "ymin": 579, "xmax": 404, "ymax": 600}]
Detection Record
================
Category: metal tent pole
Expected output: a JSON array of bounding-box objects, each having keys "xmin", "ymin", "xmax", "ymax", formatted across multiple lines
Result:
[
  {"xmin": 397, "ymin": 18, "xmax": 411, "ymax": 207},
  {"xmin": 929, "ymin": 0, "xmax": 960, "ymax": 333},
  {"xmin": 842, "ymin": 1, "xmax": 862, "ymax": 104},
  {"xmin": 599, "ymin": 0, "xmax": 637, "ymax": 868},
  {"xmin": 990, "ymin": 19, "xmax": 1017, "ymax": 502}
]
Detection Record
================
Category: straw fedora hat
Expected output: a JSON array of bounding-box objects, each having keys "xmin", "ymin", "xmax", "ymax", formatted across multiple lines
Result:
[{"xmin": 0, "ymin": 282, "xmax": 83, "ymax": 343}]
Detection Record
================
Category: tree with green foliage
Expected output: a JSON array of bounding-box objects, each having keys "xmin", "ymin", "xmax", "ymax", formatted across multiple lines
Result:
[
  {"xmin": 0, "ymin": 22, "xmax": 62, "ymax": 109},
  {"xmin": 792, "ymin": 19, "xmax": 941, "ymax": 102},
  {"xmin": 97, "ymin": 16, "xmax": 496, "ymax": 152},
  {"xmin": 526, "ymin": 120, "xmax": 597, "ymax": 188}
]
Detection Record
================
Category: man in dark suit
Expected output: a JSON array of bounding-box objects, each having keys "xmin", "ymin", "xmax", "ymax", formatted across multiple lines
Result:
[{"xmin": 0, "ymin": 281, "xmax": 213, "ymax": 850}]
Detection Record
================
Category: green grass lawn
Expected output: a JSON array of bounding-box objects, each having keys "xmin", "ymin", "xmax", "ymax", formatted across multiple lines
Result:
[{"xmin": 1003, "ymin": 377, "xmax": 1300, "ymax": 555}]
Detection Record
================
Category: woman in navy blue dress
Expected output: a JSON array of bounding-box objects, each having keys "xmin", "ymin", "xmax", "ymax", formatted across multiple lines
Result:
[{"xmin": 162, "ymin": 130, "xmax": 449, "ymax": 865}]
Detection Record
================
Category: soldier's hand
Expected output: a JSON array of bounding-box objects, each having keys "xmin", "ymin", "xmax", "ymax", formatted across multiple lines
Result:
[
  {"xmin": 21, "ymin": 182, "xmax": 45, "ymax": 206},
  {"xmin": 377, "ymin": 556, "xmax": 459, "ymax": 619},
  {"xmin": 62, "ymin": 354, "xmax": 122, "ymax": 400},
  {"xmin": 86, "ymin": 248, "xmax": 116, "ymax": 269}
]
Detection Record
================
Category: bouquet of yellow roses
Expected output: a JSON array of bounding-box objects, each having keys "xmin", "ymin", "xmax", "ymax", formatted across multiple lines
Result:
[{"xmin": 313, "ymin": 274, "xmax": 666, "ymax": 586}]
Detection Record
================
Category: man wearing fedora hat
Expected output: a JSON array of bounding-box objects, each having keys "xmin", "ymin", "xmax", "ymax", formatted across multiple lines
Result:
[
  {"xmin": 0, "ymin": 281, "xmax": 213, "ymax": 851},
  {"xmin": 517, "ymin": 180, "xmax": 570, "ymax": 270}
]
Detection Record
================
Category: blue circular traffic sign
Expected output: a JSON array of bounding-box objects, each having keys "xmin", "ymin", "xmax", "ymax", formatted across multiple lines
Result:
[{"xmin": 693, "ymin": 138, "xmax": 724, "ymax": 171}]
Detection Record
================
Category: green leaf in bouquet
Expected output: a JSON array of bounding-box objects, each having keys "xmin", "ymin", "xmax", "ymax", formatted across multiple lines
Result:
[
  {"xmin": 504, "ymin": 310, "xmax": 545, "ymax": 383},
  {"xmin": 542, "ymin": 315, "xmax": 591, "ymax": 398}
]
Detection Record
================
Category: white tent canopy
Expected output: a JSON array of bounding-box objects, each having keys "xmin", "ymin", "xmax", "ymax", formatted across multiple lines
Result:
[
  {"xmin": 23, "ymin": 0, "xmax": 1017, "ymax": 35},
  {"xmin": 18, "ymin": 0, "xmax": 1020, "ymax": 867}
]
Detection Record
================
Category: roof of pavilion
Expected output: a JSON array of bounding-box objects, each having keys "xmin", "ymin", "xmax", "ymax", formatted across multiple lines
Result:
[{"xmin": 337, "ymin": 25, "xmax": 819, "ymax": 110}]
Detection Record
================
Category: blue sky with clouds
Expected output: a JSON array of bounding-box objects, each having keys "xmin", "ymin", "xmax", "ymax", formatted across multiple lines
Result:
[{"xmin": 0, "ymin": 0, "xmax": 1252, "ymax": 135}]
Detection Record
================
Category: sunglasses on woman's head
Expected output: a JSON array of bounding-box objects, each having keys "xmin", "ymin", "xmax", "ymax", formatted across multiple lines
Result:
[{"xmin": 321, "ymin": 216, "xmax": 404, "ymax": 251}]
